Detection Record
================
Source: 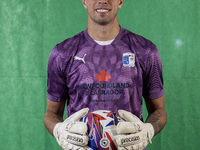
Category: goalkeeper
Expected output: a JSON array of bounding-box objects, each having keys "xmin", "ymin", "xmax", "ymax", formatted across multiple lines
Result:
[{"xmin": 43, "ymin": 0, "xmax": 167, "ymax": 149}]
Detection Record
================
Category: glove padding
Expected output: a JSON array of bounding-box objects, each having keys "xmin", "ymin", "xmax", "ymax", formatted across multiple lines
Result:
[
  {"xmin": 53, "ymin": 108, "xmax": 89, "ymax": 150},
  {"xmin": 116, "ymin": 110, "xmax": 154, "ymax": 150}
]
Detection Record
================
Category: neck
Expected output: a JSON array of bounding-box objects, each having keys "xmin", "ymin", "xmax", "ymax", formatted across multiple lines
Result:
[{"xmin": 87, "ymin": 17, "xmax": 120, "ymax": 41}]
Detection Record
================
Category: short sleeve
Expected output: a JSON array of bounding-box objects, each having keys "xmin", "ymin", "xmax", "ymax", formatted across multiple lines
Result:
[
  {"xmin": 143, "ymin": 44, "xmax": 164, "ymax": 101},
  {"xmin": 46, "ymin": 45, "xmax": 68, "ymax": 102}
]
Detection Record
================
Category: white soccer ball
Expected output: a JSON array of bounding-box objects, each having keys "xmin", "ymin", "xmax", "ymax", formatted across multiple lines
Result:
[{"xmin": 81, "ymin": 110, "xmax": 124, "ymax": 150}]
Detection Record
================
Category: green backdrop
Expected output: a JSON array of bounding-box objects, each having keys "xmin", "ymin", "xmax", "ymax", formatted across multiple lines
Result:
[{"xmin": 0, "ymin": 0, "xmax": 199, "ymax": 150}]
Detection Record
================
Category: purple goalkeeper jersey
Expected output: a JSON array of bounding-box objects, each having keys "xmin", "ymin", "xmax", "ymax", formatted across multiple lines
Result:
[{"xmin": 47, "ymin": 27, "xmax": 164, "ymax": 119}]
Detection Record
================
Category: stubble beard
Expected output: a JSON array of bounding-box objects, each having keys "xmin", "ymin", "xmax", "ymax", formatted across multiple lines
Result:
[{"xmin": 89, "ymin": 12, "xmax": 118, "ymax": 26}]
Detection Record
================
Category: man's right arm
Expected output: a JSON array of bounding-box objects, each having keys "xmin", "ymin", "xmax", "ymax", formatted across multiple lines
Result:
[{"xmin": 43, "ymin": 98, "xmax": 66, "ymax": 136}]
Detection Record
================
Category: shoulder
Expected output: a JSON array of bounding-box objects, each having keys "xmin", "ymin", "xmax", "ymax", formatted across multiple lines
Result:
[
  {"xmin": 48, "ymin": 31, "xmax": 86, "ymax": 69},
  {"xmin": 122, "ymin": 28, "xmax": 157, "ymax": 51},
  {"xmin": 122, "ymin": 28, "xmax": 159, "ymax": 58},
  {"xmin": 120, "ymin": 28, "xmax": 160, "ymax": 70},
  {"xmin": 55, "ymin": 31, "xmax": 85, "ymax": 55}
]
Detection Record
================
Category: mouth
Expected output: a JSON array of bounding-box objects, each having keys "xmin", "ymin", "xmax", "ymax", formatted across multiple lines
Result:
[
  {"xmin": 96, "ymin": 8, "xmax": 110, "ymax": 14},
  {"xmin": 96, "ymin": 9, "xmax": 109, "ymax": 13}
]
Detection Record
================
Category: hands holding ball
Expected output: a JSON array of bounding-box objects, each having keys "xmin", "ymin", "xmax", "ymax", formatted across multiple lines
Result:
[{"xmin": 53, "ymin": 108, "xmax": 154, "ymax": 150}]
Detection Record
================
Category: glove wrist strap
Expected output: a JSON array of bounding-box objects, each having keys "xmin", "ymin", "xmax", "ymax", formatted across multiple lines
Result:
[
  {"xmin": 145, "ymin": 123, "xmax": 155, "ymax": 143},
  {"xmin": 53, "ymin": 122, "xmax": 62, "ymax": 138}
]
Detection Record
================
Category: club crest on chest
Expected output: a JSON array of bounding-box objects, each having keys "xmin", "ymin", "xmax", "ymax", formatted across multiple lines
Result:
[{"xmin": 123, "ymin": 52, "xmax": 135, "ymax": 67}]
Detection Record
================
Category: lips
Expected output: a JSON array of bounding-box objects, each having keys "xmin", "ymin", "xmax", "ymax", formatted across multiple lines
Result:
[
  {"xmin": 96, "ymin": 9, "xmax": 109, "ymax": 13},
  {"xmin": 96, "ymin": 7, "xmax": 111, "ymax": 14}
]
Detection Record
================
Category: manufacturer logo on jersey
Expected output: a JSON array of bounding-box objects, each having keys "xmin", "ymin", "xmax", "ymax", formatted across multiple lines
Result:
[
  {"xmin": 123, "ymin": 53, "xmax": 135, "ymax": 67},
  {"xmin": 74, "ymin": 54, "xmax": 86, "ymax": 64}
]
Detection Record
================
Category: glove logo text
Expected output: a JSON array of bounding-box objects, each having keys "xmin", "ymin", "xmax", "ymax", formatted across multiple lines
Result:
[
  {"xmin": 121, "ymin": 136, "xmax": 140, "ymax": 145},
  {"xmin": 67, "ymin": 135, "xmax": 83, "ymax": 143}
]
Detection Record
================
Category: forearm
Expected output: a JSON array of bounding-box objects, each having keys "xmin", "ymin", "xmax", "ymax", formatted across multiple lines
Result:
[
  {"xmin": 44, "ymin": 111, "xmax": 64, "ymax": 136},
  {"xmin": 145, "ymin": 108, "xmax": 167, "ymax": 136},
  {"xmin": 44, "ymin": 98, "xmax": 66, "ymax": 135}
]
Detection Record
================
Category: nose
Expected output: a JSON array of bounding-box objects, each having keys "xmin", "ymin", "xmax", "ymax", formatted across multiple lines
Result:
[{"xmin": 98, "ymin": 0, "xmax": 108, "ymax": 5}]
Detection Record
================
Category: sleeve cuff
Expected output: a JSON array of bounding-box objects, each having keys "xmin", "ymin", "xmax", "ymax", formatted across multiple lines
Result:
[
  {"xmin": 46, "ymin": 92, "xmax": 67, "ymax": 102},
  {"xmin": 144, "ymin": 89, "xmax": 165, "ymax": 101}
]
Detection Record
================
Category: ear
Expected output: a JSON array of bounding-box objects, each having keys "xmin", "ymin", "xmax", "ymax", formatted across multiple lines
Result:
[
  {"xmin": 118, "ymin": 0, "xmax": 124, "ymax": 9},
  {"xmin": 82, "ymin": 0, "xmax": 87, "ymax": 9}
]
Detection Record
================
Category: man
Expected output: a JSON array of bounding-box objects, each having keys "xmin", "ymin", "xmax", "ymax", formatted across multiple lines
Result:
[{"xmin": 44, "ymin": 0, "xmax": 167, "ymax": 149}]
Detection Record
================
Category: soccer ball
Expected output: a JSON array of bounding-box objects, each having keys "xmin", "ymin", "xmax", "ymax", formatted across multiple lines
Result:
[{"xmin": 81, "ymin": 110, "xmax": 124, "ymax": 150}]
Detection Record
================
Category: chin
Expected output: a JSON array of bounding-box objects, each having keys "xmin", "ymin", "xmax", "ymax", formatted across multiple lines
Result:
[{"xmin": 94, "ymin": 18, "xmax": 113, "ymax": 26}]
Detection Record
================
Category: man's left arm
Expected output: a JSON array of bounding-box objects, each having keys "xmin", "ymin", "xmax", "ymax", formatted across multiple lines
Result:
[
  {"xmin": 115, "ymin": 95, "xmax": 167, "ymax": 149},
  {"xmin": 145, "ymin": 94, "xmax": 167, "ymax": 136}
]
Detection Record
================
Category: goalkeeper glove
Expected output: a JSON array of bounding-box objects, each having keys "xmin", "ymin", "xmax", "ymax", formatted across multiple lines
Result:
[
  {"xmin": 53, "ymin": 108, "xmax": 89, "ymax": 150},
  {"xmin": 116, "ymin": 110, "xmax": 154, "ymax": 150}
]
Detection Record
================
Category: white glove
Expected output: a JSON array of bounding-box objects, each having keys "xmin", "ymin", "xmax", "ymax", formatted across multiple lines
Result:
[
  {"xmin": 115, "ymin": 110, "xmax": 154, "ymax": 150},
  {"xmin": 53, "ymin": 108, "xmax": 89, "ymax": 150}
]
